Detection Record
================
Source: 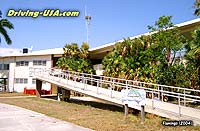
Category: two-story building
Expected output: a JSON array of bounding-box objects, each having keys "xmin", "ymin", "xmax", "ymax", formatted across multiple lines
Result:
[{"xmin": 0, "ymin": 48, "xmax": 63, "ymax": 92}]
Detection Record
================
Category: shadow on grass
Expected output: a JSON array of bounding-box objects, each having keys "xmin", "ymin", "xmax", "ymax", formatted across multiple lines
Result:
[
  {"xmin": 69, "ymin": 99, "xmax": 124, "ymax": 112},
  {"xmin": 42, "ymin": 95, "xmax": 124, "ymax": 112},
  {"xmin": 42, "ymin": 95, "xmax": 142, "ymax": 116}
]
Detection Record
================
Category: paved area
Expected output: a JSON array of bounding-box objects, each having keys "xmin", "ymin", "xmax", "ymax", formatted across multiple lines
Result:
[{"xmin": 0, "ymin": 103, "xmax": 93, "ymax": 131}]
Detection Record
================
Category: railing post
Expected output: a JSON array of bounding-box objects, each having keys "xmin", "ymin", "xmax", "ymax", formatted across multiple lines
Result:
[
  {"xmin": 152, "ymin": 90, "xmax": 154, "ymax": 109},
  {"xmin": 66, "ymin": 72, "xmax": 68, "ymax": 84},
  {"xmin": 82, "ymin": 74, "xmax": 84, "ymax": 83},
  {"xmin": 126, "ymin": 80, "xmax": 128, "ymax": 90},
  {"xmin": 82, "ymin": 74, "xmax": 85, "ymax": 90},
  {"xmin": 84, "ymin": 77, "xmax": 87, "ymax": 90},
  {"xmin": 110, "ymin": 78, "xmax": 113, "ymax": 98},
  {"xmin": 161, "ymin": 86, "xmax": 163, "ymax": 102},
  {"xmin": 97, "ymin": 80, "xmax": 99, "ymax": 94},
  {"xmin": 74, "ymin": 74, "xmax": 77, "ymax": 88},
  {"xmin": 58, "ymin": 72, "xmax": 61, "ymax": 82},
  {"xmin": 100, "ymin": 76, "xmax": 102, "ymax": 88},
  {"xmin": 158, "ymin": 86, "xmax": 160, "ymax": 100},
  {"xmin": 184, "ymin": 89, "xmax": 186, "ymax": 106},
  {"xmin": 52, "ymin": 69, "xmax": 54, "ymax": 81},
  {"xmin": 91, "ymin": 73, "xmax": 93, "ymax": 86},
  {"xmin": 178, "ymin": 94, "xmax": 181, "ymax": 117}
]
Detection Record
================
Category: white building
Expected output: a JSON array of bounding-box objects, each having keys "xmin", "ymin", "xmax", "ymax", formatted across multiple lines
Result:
[
  {"xmin": 0, "ymin": 48, "xmax": 63, "ymax": 92},
  {"xmin": 0, "ymin": 18, "xmax": 199, "ymax": 93}
]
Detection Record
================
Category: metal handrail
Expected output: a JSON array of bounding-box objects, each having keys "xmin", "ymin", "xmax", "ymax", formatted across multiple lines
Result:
[
  {"xmin": 32, "ymin": 67, "xmax": 200, "ymax": 96},
  {"xmin": 32, "ymin": 67, "xmax": 200, "ymax": 116}
]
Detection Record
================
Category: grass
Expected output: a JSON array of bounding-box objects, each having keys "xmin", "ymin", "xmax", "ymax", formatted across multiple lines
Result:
[
  {"xmin": 0, "ymin": 94, "xmax": 199, "ymax": 131},
  {"xmin": 0, "ymin": 92, "xmax": 31, "ymax": 97}
]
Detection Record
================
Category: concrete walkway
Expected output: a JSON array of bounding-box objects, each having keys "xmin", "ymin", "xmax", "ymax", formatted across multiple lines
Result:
[{"xmin": 0, "ymin": 103, "xmax": 93, "ymax": 131}]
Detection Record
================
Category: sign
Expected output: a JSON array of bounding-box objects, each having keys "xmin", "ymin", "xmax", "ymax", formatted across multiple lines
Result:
[{"xmin": 121, "ymin": 89, "xmax": 146, "ymax": 107}]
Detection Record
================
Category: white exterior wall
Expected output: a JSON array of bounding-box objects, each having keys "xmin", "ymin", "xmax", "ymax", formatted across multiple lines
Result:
[
  {"xmin": 9, "ymin": 59, "xmax": 15, "ymax": 92},
  {"xmin": 0, "ymin": 57, "xmax": 14, "ymax": 92},
  {"xmin": 0, "ymin": 55, "xmax": 52, "ymax": 92}
]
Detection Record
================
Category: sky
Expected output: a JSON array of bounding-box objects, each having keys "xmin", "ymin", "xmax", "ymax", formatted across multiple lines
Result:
[{"xmin": 0, "ymin": 0, "xmax": 198, "ymax": 51}]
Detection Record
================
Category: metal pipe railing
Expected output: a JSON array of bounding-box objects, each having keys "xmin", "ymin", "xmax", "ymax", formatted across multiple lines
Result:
[{"xmin": 32, "ymin": 67, "xmax": 200, "ymax": 116}]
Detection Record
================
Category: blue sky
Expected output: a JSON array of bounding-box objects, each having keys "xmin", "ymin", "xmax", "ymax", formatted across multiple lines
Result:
[{"xmin": 0, "ymin": 0, "xmax": 198, "ymax": 51}]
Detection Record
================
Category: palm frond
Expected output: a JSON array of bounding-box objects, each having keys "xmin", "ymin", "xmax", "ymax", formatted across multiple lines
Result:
[
  {"xmin": 194, "ymin": 7, "xmax": 200, "ymax": 16},
  {"xmin": 0, "ymin": 27, "xmax": 12, "ymax": 44},
  {"xmin": 0, "ymin": 19, "xmax": 14, "ymax": 29}
]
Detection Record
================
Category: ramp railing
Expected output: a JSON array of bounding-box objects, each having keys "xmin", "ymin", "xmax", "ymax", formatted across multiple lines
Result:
[{"xmin": 32, "ymin": 67, "xmax": 200, "ymax": 117}]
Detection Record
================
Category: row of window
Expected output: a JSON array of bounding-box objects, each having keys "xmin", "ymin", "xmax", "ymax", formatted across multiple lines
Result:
[
  {"xmin": 15, "ymin": 78, "xmax": 28, "ymax": 84},
  {"xmin": 15, "ymin": 78, "xmax": 46, "ymax": 84},
  {"xmin": 32, "ymin": 79, "xmax": 46, "ymax": 84},
  {"xmin": 16, "ymin": 60, "xmax": 46, "ymax": 67},
  {"xmin": 16, "ymin": 61, "xmax": 29, "ymax": 66},
  {"xmin": 0, "ymin": 64, "xmax": 9, "ymax": 70},
  {"xmin": 33, "ymin": 60, "xmax": 46, "ymax": 66},
  {"xmin": 0, "ymin": 60, "xmax": 47, "ymax": 69}
]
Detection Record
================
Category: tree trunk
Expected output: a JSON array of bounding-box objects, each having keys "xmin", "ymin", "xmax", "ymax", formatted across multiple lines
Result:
[{"xmin": 166, "ymin": 48, "xmax": 171, "ymax": 66}]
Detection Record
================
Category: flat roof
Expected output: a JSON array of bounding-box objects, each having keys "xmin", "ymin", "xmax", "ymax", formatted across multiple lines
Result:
[{"xmin": 0, "ymin": 48, "xmax": 64, "ymax": 58}]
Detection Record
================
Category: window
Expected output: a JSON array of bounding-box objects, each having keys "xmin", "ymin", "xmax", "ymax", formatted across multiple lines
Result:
[
  {"xmin": 33, "ymin": 60, "xmax": 46, "ymax": 66},
  {"xmin": 32, "ymin": 78, "xmax": 36, "ymax": 84},
  {"xmin": 32, "ymin": 78, "xmax": 46, "ymax": 84},
  {"xmin": 0, "ymin": 64, "xmax": 9, "ymax": 70},
  {"xmin": 15, "ymin": 78, "xmax": 28, "ymax": 84},
  {"xmin": 16, "ymin": 61, "xmax": 29, "ymax": 66},
  {"xmin": 4, "ymin": 64, "xmax": 9, "ymax": 70}
]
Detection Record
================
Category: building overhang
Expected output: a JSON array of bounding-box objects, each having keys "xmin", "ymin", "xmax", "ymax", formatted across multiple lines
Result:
[{"xmin": 89, "ymin": 18, "xmax": 200, "ymax": 59}]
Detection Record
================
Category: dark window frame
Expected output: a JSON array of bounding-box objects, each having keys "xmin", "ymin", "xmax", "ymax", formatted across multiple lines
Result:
[{"xmin": 16, "ymin": 61, "xmax": 29, "ymax": 67}]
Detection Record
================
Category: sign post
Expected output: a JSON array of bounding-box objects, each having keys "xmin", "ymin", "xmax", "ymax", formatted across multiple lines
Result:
[
  {"xmin": 121, "ymin": 89, "xmax": 146, "ymax": 123},
  {"xmin": 141, "ymin": 105, "xmax": 145, "ymax": 123},
  {"xmin": 124, "ymin": 104, "xmax": 129, "ymax": 117}
]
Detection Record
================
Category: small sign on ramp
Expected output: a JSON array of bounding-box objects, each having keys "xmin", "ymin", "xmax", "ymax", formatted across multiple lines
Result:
[
  {"xmin": 121, "ymin": 88, "xmax": 146, "ymax": 107},
  {"xmin": 121, "ymin": 88, "xmax": 146, "ymax": 123}
]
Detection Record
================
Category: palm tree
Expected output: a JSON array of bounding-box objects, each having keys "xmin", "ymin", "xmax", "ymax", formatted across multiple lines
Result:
[
  {"xmin": 58, "ymin": 42, "xmax": 95, "ymax": 74},
  {"xmin": 0, "ymin": 11, "xmax": 14, "ymax": 45},
  {"xmin": 79, "ymin": 42, "xmax": 89, "ymax": 59},
  {"xmin": 194, "ymin": 0, "xmax": 200, "ymax": 16}
]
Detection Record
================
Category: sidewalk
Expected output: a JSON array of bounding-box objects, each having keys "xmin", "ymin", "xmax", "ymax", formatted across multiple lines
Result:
[{"xmin": 0, "ymin": 103, "xmax": 93, "ymax": 131}]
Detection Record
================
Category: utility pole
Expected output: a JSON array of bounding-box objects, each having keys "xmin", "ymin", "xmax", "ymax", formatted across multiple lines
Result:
[{"xmin": 85, "ymin": 6, "xmax": 91, "ymax": 44}]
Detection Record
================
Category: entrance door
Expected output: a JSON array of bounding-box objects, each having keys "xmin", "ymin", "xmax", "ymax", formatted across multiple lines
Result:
[{"xmin": 0, "ymin": 78, "xmax": 8, "ymax": 92}]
